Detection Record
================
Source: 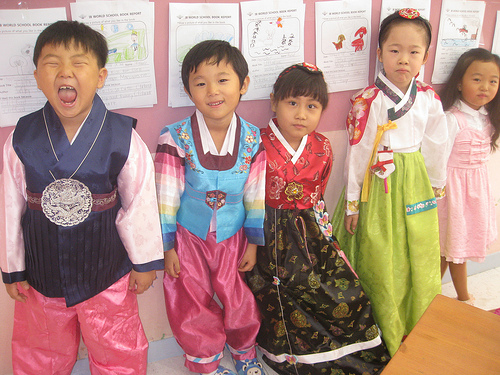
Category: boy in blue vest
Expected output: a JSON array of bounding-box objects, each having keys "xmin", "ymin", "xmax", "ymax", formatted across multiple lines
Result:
[
  {"xmin": 0, "ymin": 21, "xmax": 164, "ymax": 374},
  {"xmin": 155, "ymin": 40, "xmax": 266, "ymax": 375}
]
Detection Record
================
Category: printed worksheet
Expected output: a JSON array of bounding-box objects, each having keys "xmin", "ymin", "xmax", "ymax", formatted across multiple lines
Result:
[
  {"xmin": 168, "ymin": 3, "xmax": 239, "ymax": 108},
  {"xmin": 376, "ymin": 0, "xmax": 431, "ymax": 80},
  {"xmin": 241, "ymin": 0, "xmax": 305, "ymax": 101},
  {"xmin": 0, "ymin": 8, "xmax": 66, "ymax": 127},
  {"xmin": 431, "ymin": 0, "xmax": 485, "ymax": 85},
  {"xmin": 492, "ymin": 11, "xmax": 500, "ymax": 56},
  {"xmin": 315, "ymin": 0, "xmax": 371, "ymax": 93},
  {"xmin": 71, "ymin": 1, "xmax": 157, "ymax": 109}
]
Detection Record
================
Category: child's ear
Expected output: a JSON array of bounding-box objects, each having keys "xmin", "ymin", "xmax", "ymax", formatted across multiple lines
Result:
[
  {"xmin": 34, "ymin": 69, "xmax": 40, "ymax": 89},
  {"xmin": 240, "ymin": 76, "xmax": 250, "ymax": 95},
  {"xmin": 377, "ymin": 48, "xmax": 382, "ymax": 63},
  {"xmin": 422, "ymin": 50, "xmax": 429, "ymax": 65},
  {"xmin": 97, "ymin": 67, "xmax": 108, "ymax": 89},
  {"xmin": 270, "ymin": 93, "xmax": 277, "ymax": 112},
  {"xmin": 184, "ymin": 86, "xmax": 191, "ymax": 98}
]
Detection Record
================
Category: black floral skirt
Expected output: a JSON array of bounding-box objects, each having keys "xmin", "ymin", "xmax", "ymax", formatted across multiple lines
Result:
[{"xmin": 247, "ymin": 205, "xmax": 389, "ymax": 375}]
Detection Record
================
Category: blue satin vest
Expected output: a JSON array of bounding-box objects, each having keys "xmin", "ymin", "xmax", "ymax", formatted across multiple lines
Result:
[
  {"xmin": 169, "ymin": 115, "xmax": 260, "ymax": 243},
  {"xmin": 12, "ymin": 95, "xmax": 134, "ymax": 306}
]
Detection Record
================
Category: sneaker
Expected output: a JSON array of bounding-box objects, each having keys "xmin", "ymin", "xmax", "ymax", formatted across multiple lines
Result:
[
  {"xmin": 232, "ymin": 358, "xmax": 266, "ymax": 375},
  {"xmin": 201, "ymin": 365, "xmax": 237, "ymax": 375}
]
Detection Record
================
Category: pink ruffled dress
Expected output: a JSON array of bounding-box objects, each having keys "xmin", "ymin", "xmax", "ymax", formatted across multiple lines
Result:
[{"xmin": 438, "ymin": 103, "xmax": 497, "ymax": 263}]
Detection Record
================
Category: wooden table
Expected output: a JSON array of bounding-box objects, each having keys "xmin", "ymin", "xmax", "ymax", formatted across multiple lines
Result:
[{"xmin": 381, "ymin": 294, "xmax": 500, "ymax": 375}]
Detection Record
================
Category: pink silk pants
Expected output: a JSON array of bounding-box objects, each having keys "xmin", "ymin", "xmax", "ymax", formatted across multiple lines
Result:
[
  {"xmin": 12, "ymin": 273, "xmax": 148, "ymax": 375},
  {"xmin": 164, "ymin": 225, "xmax": 261, "ymax": 373}
]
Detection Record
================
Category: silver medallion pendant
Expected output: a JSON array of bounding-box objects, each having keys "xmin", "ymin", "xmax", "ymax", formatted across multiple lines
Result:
[{"xmin": 41, "ymin": 178, "xmax": 93, "ymax": 227}]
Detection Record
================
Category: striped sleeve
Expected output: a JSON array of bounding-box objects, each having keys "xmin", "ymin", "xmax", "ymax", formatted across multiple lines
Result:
[
  {"xmin": 154, "ymin": 128, "xmax": 185, "ymax": 251},
  {"xmin": 243, "ymin": 140, "xmax": 266, "ymax": 245}
]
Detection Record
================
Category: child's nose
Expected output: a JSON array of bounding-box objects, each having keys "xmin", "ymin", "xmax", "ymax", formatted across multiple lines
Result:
[
  {"xmin": 207, "ymin": 82, "xmax": 219, "ymax": 95},
  {"xmin": 59, "ymin": 63, "xmax": 74, "ymax": 78},
  {"xmin": 295, "ymin": 106, "xmax": 307, "ymax": 119}
]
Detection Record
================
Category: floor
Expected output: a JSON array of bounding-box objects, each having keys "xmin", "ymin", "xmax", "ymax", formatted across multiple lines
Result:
[{"xmin": 73, "ymin": 266, "xmax": 500, "ymax": 375}]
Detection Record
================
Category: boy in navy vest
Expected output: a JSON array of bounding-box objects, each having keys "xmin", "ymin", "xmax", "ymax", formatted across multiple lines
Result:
[
  {"xmin": 0, "ymin": 20, "xmax": 163, "ymax": 374},
  {"xmin": 155, "ymin": 40, "xmax": 266, "ymax": 375}
]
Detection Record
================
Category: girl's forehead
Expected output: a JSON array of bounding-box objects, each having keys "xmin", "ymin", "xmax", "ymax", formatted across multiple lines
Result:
[{"xmin": 382, "ymin": 23, "xmax": 428, "ymax": 46}]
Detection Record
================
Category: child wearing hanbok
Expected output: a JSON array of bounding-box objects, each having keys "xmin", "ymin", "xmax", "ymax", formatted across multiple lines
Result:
[
  {"xmin": 248, "ymin": 63, "xmax": 389, "ymax": 375},
  {"xmin": 331, "ymin": 9, "xmax": 448, "ymax": 356}
]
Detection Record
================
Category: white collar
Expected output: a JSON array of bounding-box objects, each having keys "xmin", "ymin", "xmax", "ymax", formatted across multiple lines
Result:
[
  {"xmin": 269, "ymin": 119, "xmax": 308, "ymax": 164},
  {"xmin": 456, "ymin": 100, "xmax": 488, "ymax": 117},
  {"xmin": 378, "ymin": 71, "xmax": 415, "ymax": 112},
  {"xmin": 69, "ymin": 105, "xmax": 92, "ymax": 145},
  {"xmin": 196, "ymin": 109, "xmax": 236, "ymax": 156}
]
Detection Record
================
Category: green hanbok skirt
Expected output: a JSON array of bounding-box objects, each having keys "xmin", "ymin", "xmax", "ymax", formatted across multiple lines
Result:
[{"xmin": 331, "ymin": 151, "xmax": 441, "ymax": 356}]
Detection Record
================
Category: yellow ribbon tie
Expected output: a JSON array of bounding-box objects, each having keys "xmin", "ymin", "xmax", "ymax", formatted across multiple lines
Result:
[{"xmin": 360, "ymin": 120, "xmax": 398, "ymax": 202}]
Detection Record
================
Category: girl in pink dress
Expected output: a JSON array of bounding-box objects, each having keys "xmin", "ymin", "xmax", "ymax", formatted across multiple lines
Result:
[{"xmin": 439, "ymin": 48, "xmax": 500, "ymax": 304}]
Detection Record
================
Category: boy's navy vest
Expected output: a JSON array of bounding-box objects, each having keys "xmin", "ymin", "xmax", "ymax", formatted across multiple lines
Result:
[
  {"xmin": 12, "ymin": 95, "xmax": 135, "ymax": 307},
  {"xmin": 169, "ymin": 115, "xmax": 260, "ymax": 243}
]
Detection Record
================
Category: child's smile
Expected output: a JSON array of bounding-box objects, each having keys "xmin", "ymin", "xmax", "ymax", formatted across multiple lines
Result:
[
  {"xmin": 186, "ymin": 59, "xmax": 249, "ymax": 130},
  {"xmin": 34, "ymin": 41, "xmax": 107, "ymax": 129}
]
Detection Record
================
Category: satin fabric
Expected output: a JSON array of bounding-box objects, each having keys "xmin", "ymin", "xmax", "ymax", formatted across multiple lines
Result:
[
  {"xmin": 12, "ymin": 273, "xmax": 148, "ymax": 375},
  {"xmin": 163, "ymin": 224, "xmax": 260, "ymax": 374},
  {"xmin": 332, "ymin": 152, "xmax": 441, "ymax": 356}
]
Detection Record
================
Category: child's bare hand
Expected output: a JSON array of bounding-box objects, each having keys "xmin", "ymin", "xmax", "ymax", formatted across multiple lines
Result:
[
  {"xmin": 238, "ymin": 243, "xmax": 257, "ymax": 272},
  {"xmin": 164, "ymin": 249, "xmax": 180, "ymax": 278},
  {"xmin": 5, "ymin": 281, "xmax": 30, "ymax": 302},
  {"xmin": 345, "ymin": 214, "xmax": 359, "ymax": 235},
  {"xmin": 129, "ymin": 270, "xmax": 156, "ymax": 294}
]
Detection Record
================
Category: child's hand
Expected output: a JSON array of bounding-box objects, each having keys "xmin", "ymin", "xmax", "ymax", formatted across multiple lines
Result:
[
  {"xmin": 345, "ymin": 214, "xmax": 359, "ymax": 235},
  {"xmin": 238, "ymin": 243, "xmax": 257, "ymax": 272},
  {"xmin": 129, "ymin": 270, "xmax": 156, "ymax": 294},
  {"xmin": 5, "ymin": 281, "xmax": 30, "ymax": 302},
  {"xmin": 164, "ymin": 249, "xmax": 181, "ymax": 278}
]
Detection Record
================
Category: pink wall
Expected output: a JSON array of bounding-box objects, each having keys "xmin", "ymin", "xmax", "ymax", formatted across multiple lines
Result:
[
  {"xmin": 1, "ymin": 0, "xmax": 500, "ymax": 154},
  {"xmin": 2, "ymin": 0, "xmax": 500, "ymax": 374}
]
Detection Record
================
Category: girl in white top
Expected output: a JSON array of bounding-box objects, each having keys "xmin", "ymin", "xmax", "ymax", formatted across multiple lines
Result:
[
  {"xmin": 438, "ymin": 48, "xmax": 500, "ymax": 305},
  {"xmin": 332, "ymin": 8, "xmax": 448, "ymax": 356}
]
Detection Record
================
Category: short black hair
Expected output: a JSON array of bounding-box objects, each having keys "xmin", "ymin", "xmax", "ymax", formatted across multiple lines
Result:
[
  {"xmin": 33, "ymin": 20, "xmax": 108, "ymax": 68},
  {"xmin": 379, "ymin": 10, "xmax": 432, "ymax": 51},
  {"xmin": 181, "ymin": 40, "xmax": 248, "ymax": 95},
  {"xmin": 272, "ymin": 64, "xmax": 329, "ymax": 109}
]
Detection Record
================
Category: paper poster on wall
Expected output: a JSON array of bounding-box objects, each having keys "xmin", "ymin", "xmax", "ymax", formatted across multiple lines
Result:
[
  {"xmin": 240, "ymin": 0, "xmax": 305, "ymax": 101},
  {"xmin": 376, "ymin": 0, "xmax": 431, "ymax": 81},
  {"xmin": 71, "ymin": 1, "xmax": 157, "ymax": 110},
  {"xmin": 0, "ymin": 8, "xmax": 66, "ymax": 127},
  {"xmin": 315, "ymin": 0, "xmax": 371, "ymax": 93},
  {"xmin": 431, "ymin": 0, "xmax": 485, "ymax": 85},
  {"xmin": 168, "ymin": 3, "xmax": 239, "ymax": 108},
  {"xmin": 492, "ymin": 11, "xmax": 500, "ymax": 55}
]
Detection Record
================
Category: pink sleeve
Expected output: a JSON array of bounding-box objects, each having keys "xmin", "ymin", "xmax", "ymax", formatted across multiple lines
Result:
[
  {"xmin": 115, "ymin": 129, "xmax": 164, "ymax": 268},
  {"xmin": 0, "ymin": 131, "xmax": 28, "ymax": 279}
]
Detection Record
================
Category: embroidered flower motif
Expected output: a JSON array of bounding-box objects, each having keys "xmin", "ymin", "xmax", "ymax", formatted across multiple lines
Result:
[
  {"xmin": 244, "ymin": 156, "xmax": 252, "ymax": 164},
  {"xmin": 361, "ymin": 87, "xmax": 376, "ymax": 99},
  {"xmin": 285, "ymin": 182, "xmax": 303, "ymax": 201},
  {"xmin": 245, "ymin": 135, "xmax": 255, "ymax": 143},
  {"xmin": 352, "ymin": 97, "xmax": 367, "ymax": 118},
  {"xmin": 239, "ymin": 164, "xmax": 248, "ymax": 171},
  {"xmin": 272, "ymin": 276, "xmax": 280, "ymax": 286},
  {"xmin": 347, "ymin": 200, "xmax": 359, "ymax": 212},
  {"xmin": 247, "ymin": 147, "xmax": 252, "ymax": 153},
  {"xmin": 180, "ymin": 131, "xmax": 190, "ymax": 140},
  {"xmin": 269, "ymin": 176, "xmax": 286, "ymax": 200},
  {"xmin": 353, "ymin": 127, "xmax": 362, "ymax": 141},
  {"xmin": 285, "ymin": 355, "xmax": 298, "ymax": 364}
]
